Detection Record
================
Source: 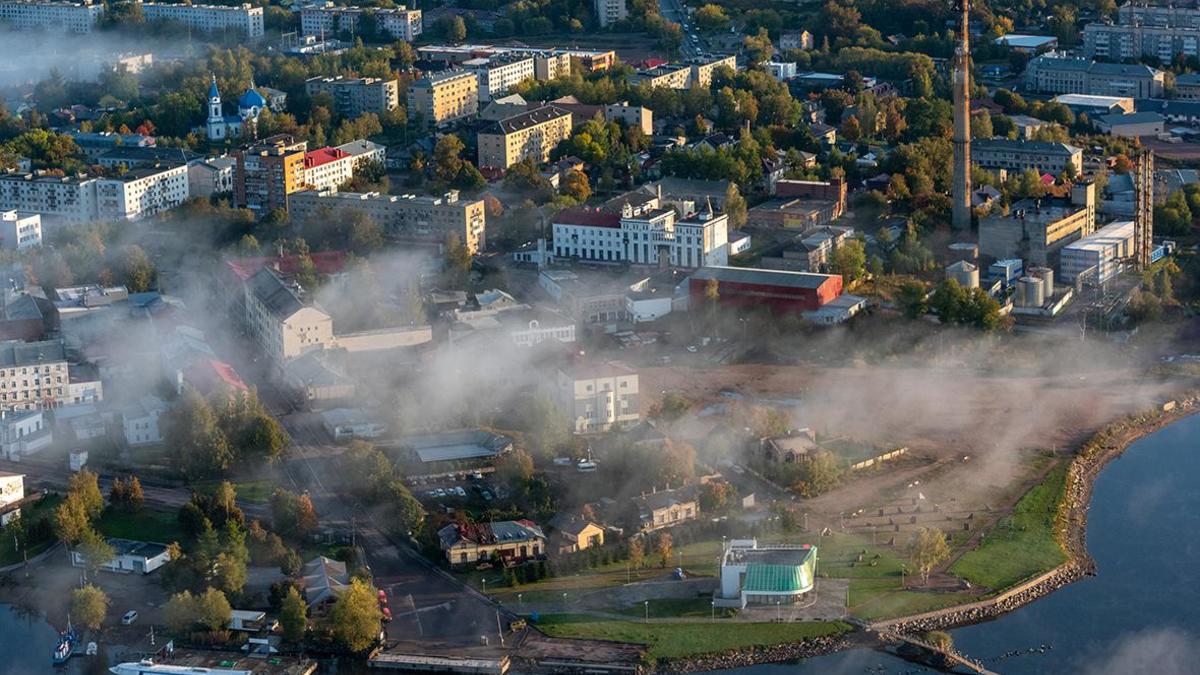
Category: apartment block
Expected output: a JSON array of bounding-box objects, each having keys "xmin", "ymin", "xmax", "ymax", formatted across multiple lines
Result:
[
  {"xmin": 142, "ymin": 3, "xmax": 264, "ymax": 39},
  {"xmin": 1083, "ymin": 22, "xmax": 1200, "ymax": 61},
  {"xmin": 0, "ymin": 211, "xmax": 40, "ymax": 251},
  {"xmin": 289, "ymin": 188, "xmax": 486, "ymax": 252},
  {"xmin": 779, "ymin": 30, "xmax": 814, "ymax": 51},
  {"xmin": 0, "ymin": 339, "xmax": 83, "ymax": 410},
  {"xmin": 187, "ymin": 156, "xmax": 236, "ymax": 198},
  {"xmin": 304, "ymin": 76, "xmax": 399, "ymax": 118},
  {"xmin": 0, "ymin": 173, "xmax": 99, "ymax": 226},
  {"xmin": 557, "ymin": 361, "xmax": 639, "ymax": 433},
  {"xmin": 0, "ymin": 0, "xmax": 102, "ymax": 33},
  {"xmin": 464, "ymin": 55, "xmax": 535, "ymax": 103},
  {"xmin": 689, "ymin": 55, "xmax": 738, "ymax": 88},
  {"xmin": 1024, "ymin": 54, "xmax": 1165, "ymax": 98},
  {"xmin": 593, "ymin": 0, "xmax": 627, "ymax": 28},
  {"xmin": 632, "ymin": 64, "xmax": 692, "ymax": 90},
  {"xmin": 233, "ymin": 135, "xmax": 307, "ymax": 214},
  {"xmin": 477, "ymin": 106, "xmax": 573, "ymax": 170},
  {"xmin": 972, "ymin": 139, "xmax": 1083, "ymax": 176},
  {"xmin": 604, "ymin": 102, "xmax": 653, "ymax": 135},
  {"xmin": 244, "ymin": 266, "xmax": 333, "ymax": 365},
  {"xmin": 406, "ymin": 70, "xmax": 479, "ymax": 127},
  {"xmin": 299, "ymin": 3, "xmax": 422, "ymax": 41},
  {"xmin": 96, "ymin": 163, "xmax": 189, "ymax": 222}
]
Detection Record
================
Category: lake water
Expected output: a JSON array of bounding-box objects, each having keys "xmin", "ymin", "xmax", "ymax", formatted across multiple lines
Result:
[{"xmin": 720, "ymin": 413, "xmax": 1200, "ymax": 675}]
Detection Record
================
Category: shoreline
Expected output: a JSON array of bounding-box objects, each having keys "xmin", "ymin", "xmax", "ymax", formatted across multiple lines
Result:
[{"xmin": 651, "ymin": 391, "xmax": 1200, "ymax": 672}]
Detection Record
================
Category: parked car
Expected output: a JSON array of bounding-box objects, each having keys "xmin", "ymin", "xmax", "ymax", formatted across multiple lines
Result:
[{"xmin": 121, "ymin": 611, "xmax": 138, "ymax": 625}]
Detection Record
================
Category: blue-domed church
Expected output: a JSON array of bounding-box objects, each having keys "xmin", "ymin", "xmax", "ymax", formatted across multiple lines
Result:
[{"xmin": 206, "ymin": 75, "xmax": 268, "ymax": 142}]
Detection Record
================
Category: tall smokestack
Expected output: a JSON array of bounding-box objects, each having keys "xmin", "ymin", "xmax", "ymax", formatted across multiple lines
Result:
[{"xmin": 952, "ymin": 0, "xmax": 972, "ymax": 231}]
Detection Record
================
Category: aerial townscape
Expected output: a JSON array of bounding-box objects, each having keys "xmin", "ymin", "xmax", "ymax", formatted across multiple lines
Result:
[{"xmin": 1, "ymin": 0, "xmax": 1200, "ymax": 673}]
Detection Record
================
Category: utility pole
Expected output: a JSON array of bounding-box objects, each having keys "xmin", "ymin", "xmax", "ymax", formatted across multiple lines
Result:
[{"xmin": 951, "ymin": 0, "xmax": 973, "ymax": 231}]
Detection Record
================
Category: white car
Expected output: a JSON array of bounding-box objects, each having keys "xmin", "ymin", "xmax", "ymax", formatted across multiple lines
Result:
[{"xmin": 121, "ymin": 611, "xmax": 138, "ymax": 625}]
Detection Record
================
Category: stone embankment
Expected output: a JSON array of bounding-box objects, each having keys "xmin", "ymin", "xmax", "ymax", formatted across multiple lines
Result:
[
  {"xmin": 875, "ymin": 393, "xmax": 1200, "ymax": 635},
  {"xmin": 658, "ymin": 635, "xmax": 853, "ymax": 673}
]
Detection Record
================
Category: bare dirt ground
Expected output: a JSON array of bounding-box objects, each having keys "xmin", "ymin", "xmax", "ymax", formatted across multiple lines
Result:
[{"xmin": 639, "ymin": 357, "xmax": 1184, "ymax": 532}]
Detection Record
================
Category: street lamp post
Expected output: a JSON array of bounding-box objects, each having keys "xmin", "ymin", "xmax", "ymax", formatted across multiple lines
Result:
[
  {"xmin": 711, "ymin": 601, "xmax": 715, "ymax": 623},
  {"xmin": 518, "ymin": 593, "xmax": 523, "ymax": 607},
  {"xmin": 776, "ymin": 600, "xmax": 781, "ymax": 621},
  {"xmin": 562, "ymin": 592, "xmax": 568, "ymax": 609},
  {"xmin": 644, "ymin": 600, "xmax": 649, "ymax": 624}
]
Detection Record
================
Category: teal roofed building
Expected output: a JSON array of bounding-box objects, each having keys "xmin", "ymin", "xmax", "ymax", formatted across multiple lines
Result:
[{"xmin": 715, "ymin": 539, "xmax": 817, "ymax": 608}]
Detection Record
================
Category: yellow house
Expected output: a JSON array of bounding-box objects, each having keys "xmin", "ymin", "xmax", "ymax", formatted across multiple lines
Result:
[{"xmin": 549, "ymin": 516, "xmax": 605, "ymax": 554}]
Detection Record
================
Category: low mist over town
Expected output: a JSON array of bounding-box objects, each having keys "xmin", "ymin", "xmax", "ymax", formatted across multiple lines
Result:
[{"xmin": 0, "ymin": 0, "xmax": 1198, "ymax": 673}]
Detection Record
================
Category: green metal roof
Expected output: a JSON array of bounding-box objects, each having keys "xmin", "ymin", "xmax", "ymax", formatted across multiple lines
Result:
[{"xmin": 741, "ymin": 550, "xmax": 816, "ymax": 595}]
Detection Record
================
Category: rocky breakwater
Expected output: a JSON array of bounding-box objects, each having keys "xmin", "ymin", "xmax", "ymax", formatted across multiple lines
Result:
[{"xmin": 658, "ymin": 634, "xmax": 853, "ymax": 673}]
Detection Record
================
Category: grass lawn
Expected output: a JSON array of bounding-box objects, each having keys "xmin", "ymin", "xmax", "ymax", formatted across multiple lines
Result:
[
  {"xmin": 950, "ymin": 463, "xmax": 1069, "ymax": 590},
  {"xmin": 98, "ymin": 507, "xmax": 185, "ymax": 544},
  {"xmin": 534, "ymin": 613, "xmax": 851, "ymax": 661},
  {"xmin": 0, "ymin": 495, "xmax": 61, "ymax": 566},
  {"xmin": 611, "ymin": 597, "xmax": 737, "ymax": 619},
  {"xmin": 194, "ymin": 479, "xmax": 275, "ymax": 504},
  {"xmin": 849, "ymin": 581, "xmax": 977, "ymax": 621}
]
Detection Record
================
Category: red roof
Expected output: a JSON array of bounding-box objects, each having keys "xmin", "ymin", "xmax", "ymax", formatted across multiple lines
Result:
[
  {"xmin": 554, "ymin": 208, "xmax": 622, "ymax": 228},
  {"xmin": 184, "ymin": 359, "xmax": 248, "ymax": 396},
  {"xmin": 226, "ymin": 251, "xmax": 348, "ymax": 281},
  {"xmin": 304, "ymin": 147, "xmax": 350, "ymax": 169}
]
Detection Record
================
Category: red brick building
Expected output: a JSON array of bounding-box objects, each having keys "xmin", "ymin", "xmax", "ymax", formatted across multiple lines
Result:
[{"xmin": 688, "ymin": 266, "xmax": 843, "ymax": 313}]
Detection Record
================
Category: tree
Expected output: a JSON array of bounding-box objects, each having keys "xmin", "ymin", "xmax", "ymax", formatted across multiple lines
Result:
[
  {"xmin": 628, "ymin": 536, "xmax": 646, "ymax": 569},
  {"xmin": 795, "ymin": 450, "xmax": 843, "ymax": 497},
  {"xmin": 71, "ymin": 584, "xmax": 109, "ymax": 630},
  {"xmin": 443, "ymin": 231, "xmax": 472, "ymax": 287},
  {"xmin": 560, "ymin": 169, "xmax": 592, "ymax": 202},
  {"xmin": 437, "ymin": 14, "xmax": 467, "ymax": 42},
  {"xmin": 896, "ymin": 279, "xmax": 929, "ymax": 319},
  {"xmin": 698, "ymin": 481, "xmax": 735, "ymax": 512},
  {"xmin": 693, "ymin": 4, "xmax": 730, "ymax": 33},
  {"xmin": 723, "ymin": 183, "xmax": 747, "ymax": 228},
  {"xmin": 110, "ymin": 476, "xmax": 144, "ymax": 512},
  {"xmin": 386, "ymin": 481, "xmax": 425, "ymax": 537},
  {"xmin": 433, "ymin": 134, "xmax": 466, "ymax": 184},
  {"xmin": 910, "ymin": 527, "xmax": 951, "ymax": 584},
  {"xmin": 280, "ymin": 586, "xmax": 307, "ymax": 643},
  {"xmin": 330, "ymin": 578, "xmax": 383, "ymax": 652},
  {"xmin": 68, "ymin": 469, "xmax": 104, "ymax": 520},
  {"xmin": 166, "ymin": 390, "xmax": 232, "ymax": 478},
  {"xmin": 841, "ymin": 115, "xmax": 862, "ymax": 142},
  {"xmin": 271, "ymin": 489, "xmax": 318, "ymax": 542},
  {"xmin": 197, "ymin": 587, "xmax": 233, "ymax": 632},
  {"xmin": 830, "ymin": 240, "xmax": 867, "ymax": 283},
  {"xmin": 655, "ymin": 532, "xmax": 673, "ymax": 567},
  {"xmin": 120, "ymin": 245, "xmax": 156, "ymax": 292},
  {"xmin": 77, "ymin": 528, "xmax": 116, "ymax": 578},
  {"xmin": 54, "ymin": 494, "xmax": 92, "ymax": 546}
]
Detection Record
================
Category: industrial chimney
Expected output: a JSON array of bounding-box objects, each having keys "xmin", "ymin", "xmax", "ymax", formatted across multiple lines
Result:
[{"xmin": 952, "ymin": 0, "xmax": 973, "ymax": 231}]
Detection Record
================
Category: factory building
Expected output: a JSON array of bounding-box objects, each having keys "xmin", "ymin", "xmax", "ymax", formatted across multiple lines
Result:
[
  {"xmin": 979, "ymin": 181, "xmax": 1096, "ymax": 266},
  {"xmin": 688, "ymin": 266, "xmax": 843, "ymax": 313},
  {"xmin": 1060, "ymin": 220, "xmax": 1135, "ymax": 284}
]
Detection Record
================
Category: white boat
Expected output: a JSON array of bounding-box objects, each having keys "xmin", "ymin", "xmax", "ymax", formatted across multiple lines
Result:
[{"xmin": 110, "ymin": 659, "xmax": 251, "ymax": 675}]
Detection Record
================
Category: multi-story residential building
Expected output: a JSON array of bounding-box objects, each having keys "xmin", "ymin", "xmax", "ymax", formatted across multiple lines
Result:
[
  {"xmin": 1083, "ymin": 22, "xmax": 1200, "ymax": 61},
  {"xmin": 1117, "ymin": 2, "xmax": 1200, "ymax": 28},
  {"xmin": 464, "ymin": 54, "xmax": 535, "ymax": 103},
  {"xmin": 531, "ymin": 51, "xmax": 572, "ymax": 80},
  {"xmin": 96, "ymin": 163, "xmax": 190, "ymax": 221},
  {"xmin": 406, "ymin": 70, "xmax": 479, "ymax": 127},
  {"xmin": 289, "ymin": 188, "xmax": 486, "ymax": 252},
  {"xmin": 187, "ymin": 156, "xmax": 237, "ymax": 197},
  {"xmin": 689, "ymin": 54, "xmax": 738, "ymax": 88},
  {"xmin": 556, "ymin": 361, "xmax": 639, "ymax": 433},
  {"xmin": 244, "ymin": 266, "xmax": 333, "ymax": 365},
  {"xmin": 0, "ymin": 0, "xmax": 102, "ymax": 33},
  {"xmin": 66, "ymin": 131, "xmax": 155, "ymax": 160},
  {"xmin": 121, "ymin": 395, "xmax": 167, "ymax": 446},
  {"xmin": 0, "ymin": 339, "xmax": 77, "ymax": 410},
  {"xmin": 0, "ymin": 211, "xmax": 40, "ymax": 251},
  {"xmin": 233, "ymin": 135, "xmax": 307, "ymax": 214},
  {"xmin": 0, "ymin": 173, "xmax": 99, "ymax": 226},
  {"xmin": 980, "ymin": 182, "xmax": 1097, "ymax": 266},
  {"xmin": 0, "ymin": 471, "xmax": 25, "ymax": 521},
  {"xmin": 96, "ymin": 146, "xmax": 195, "ymax": 170},
  {"xmin": 972, "ymin": 138, "xmax": 1084, "ymax": 176},
  {"xmin": 553, "ymin": 196, "xmax": 729, "ymax": 268},
  {"xmin": 632, "ymin": 64, "xmax": 692, "ymax": 90},
  {"xmin": 299, "ymin": 3, "xmax": 422, "ymax": 40},
  {"xmin": 477, "ymin": 106, "xmax": 573, "ymax": 170},
  {"xmin": 1024, "ymin": 54, "xmax": 1165, "ymax": 98},
  {"xmin": 593, "ymin": 0, "xmax": 627, "ymax": 28},
  {"xmin": 304, "ymin": 76, "xmax": 399, "ymax": 119},
  {"xmin": 142, "ymin": 2, "xmax": 264, "ymax": 39},
  {"xmin": 302, "ymin": 147, "xmax": 355, "ymax": 191},
  {"xmin": 334, "ymin": 139, "xmax": 386, "ymax": 169},
  {"xmin": 603, "ymin": 102, "xmax": 653, "ymax": 135}
]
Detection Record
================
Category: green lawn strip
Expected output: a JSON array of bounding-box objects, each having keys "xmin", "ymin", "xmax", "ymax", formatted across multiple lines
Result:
[
  {"xmin": 757, "ymin": 531, "xmax": 907, "ymax": 579},
  {"xmin": 192, "ymin": 479, "xmax": 275, "ymax": 504},
  {"xmin": 610, "ymin": 598, "xmax": 730, "ymax": 619},
  {"xmin": 98, "ymin": 508, "xmax": 185, "ymax": 544},
  {"xmin": 851, "ymin": 588, "xmax": 978, "ymax": 622},
  {"xmin": 950, "ymin": 463, "xmax": 1069, "ymax": 590},
  {"xmin": 534, "ymin": 613, "xmax": 851, "ymax": 660},
  {"xmin": 0, "ymin": 495, "xmax": 61, "ymax": 566}
]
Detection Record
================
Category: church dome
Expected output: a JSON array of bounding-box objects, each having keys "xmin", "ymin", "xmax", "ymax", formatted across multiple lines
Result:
[{"xmin": 238, "ymin": 88, "xmax": 268, "ymax": 110}]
